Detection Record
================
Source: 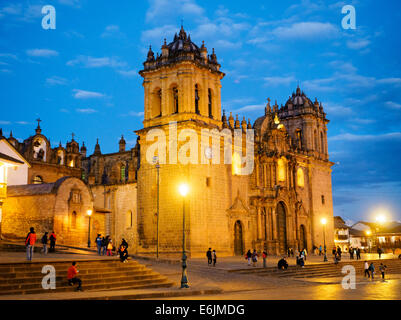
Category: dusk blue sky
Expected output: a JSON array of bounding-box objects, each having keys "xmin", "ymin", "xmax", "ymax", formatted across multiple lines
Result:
[{"xmin": 1, "ymin": 0, "xmax": 401, "ymax": 223}]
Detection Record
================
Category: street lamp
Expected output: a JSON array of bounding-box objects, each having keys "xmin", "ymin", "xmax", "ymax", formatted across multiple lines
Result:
[
  {"xmin": 179, "ymin": 183, "xmax": 189, "ymax": 289},
  {"xmin": 321, "ymin": 218, "xmax": 328, "ymax": 262},
  {"xmin": 366, "ymin": 230, "xmax": 372, "ymax": 253},
  {"xmin": 153, "ymin": 156, "xmax": 160, "ymax": 259},
  {"xmin": 87, "ymin": 209, "xmax": 92, "ymax": 248}
]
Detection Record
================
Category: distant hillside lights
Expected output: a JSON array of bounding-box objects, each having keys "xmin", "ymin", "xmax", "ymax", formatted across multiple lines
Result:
[{"xmin": 145, "ymin": 121, "xmax": 255, "ymax": 175}]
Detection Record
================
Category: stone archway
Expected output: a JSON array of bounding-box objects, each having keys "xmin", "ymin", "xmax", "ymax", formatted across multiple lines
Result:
[
  {"xmin": 234, "ymin": 220, "xmax": 244, "ymax": 256},
  {"xmin": 276, "ymin": 202, "xmax": 287, "ymax": 254},
  {"xmin": 299, "ymin": 224, "xmax": 307, "ymax": 251}
]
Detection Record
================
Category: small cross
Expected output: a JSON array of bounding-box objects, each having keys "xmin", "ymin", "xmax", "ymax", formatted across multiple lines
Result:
[
  {"xmin": 71, "ymin": 132, "xmax": 75, "ymax": 141},
  {"xmin": 36, "ymin": 118, "xmax": 42, "ymax": 127}
]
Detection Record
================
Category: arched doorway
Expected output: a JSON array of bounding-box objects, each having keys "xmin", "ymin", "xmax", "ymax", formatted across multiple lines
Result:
[
  {"xmin": 299, "ymin": 224, "xmax": 307, "ymax": 251},
  {"xmin": 276, "ymin": 202, "xmax": 287, "ymax": 253},
  {"xmin": 234, "ymin": 220, "xmax": 244, "ymax": 256}
]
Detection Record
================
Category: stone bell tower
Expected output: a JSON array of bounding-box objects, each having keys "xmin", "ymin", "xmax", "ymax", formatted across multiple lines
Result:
[{"xmin": 136, "ymin": 27, "xmax": 236, "ymax": 257}]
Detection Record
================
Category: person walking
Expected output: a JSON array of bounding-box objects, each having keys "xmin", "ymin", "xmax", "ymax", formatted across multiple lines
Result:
[
  {"xmin": 206, "ymin": 248, "xmax": 212, "ymax": 266},
  {"xmin": 212, "ymin": 250, "xmax": 217, "ymax": 267},
  {"xmin": 25, "ymin": 227, "xmax": 37, "ymax": 261},
  {"xmin": 49, "ymin": 231, "xmax": 56, "ymax": 253},
  {"xmin": 364, "ymin": 261, "xmax": 370, "ymax": 278},
  {"xmin": 107, "ymin": 239, "xmax": 113, "ymax": 256},
  {"xmin": 262, "ymin": 250, "xmax": 267, "ymax": 268},
  {"xmin": 377, "ymin": 247, "xmax": 382, "ymax": 259},
  {"xmin": 101, "ymin": 236, "xmax": 108, "ymax": 256},
  {"xmin": 290, "ymin": 248, "xmax": 294, "ymax": 257},
  {"xmin": 246, "ymin": 249, "xmax": 252, "ymax": 266},
  {"xmin": 356, "ymin": 247, "xmax": 361, "ymax": 260},
  {"xmin": 303, "ymin": 248, "xmax": 308, "ymax": 261},
  {"xmin": 369, "ymin": 262, "xmax": 375, "ymax": 280},
  {"xmin": 41, "ymin": 232, "xmax": 48, "ymax": 255},
  {"xmin": 67, "ymin": 261, "xmax": 83, "ymax": 291},
  {"xmin": 251, "ymin": 249, "xmax": 259, "ymax": 267},
  {"xmin": 319, "ymin": 245, "xmax": 322, "ymax": 256},
  {"xmin": 379, "ymin": 263, "xmax": 387, "ymax": 280},
  {"xmin": 95, "ymin": 234, "xmax": 102, "ymax": 256},
  {"xmin": 287, "ymin": 248, "xmax": 291, "ymax": 257}
]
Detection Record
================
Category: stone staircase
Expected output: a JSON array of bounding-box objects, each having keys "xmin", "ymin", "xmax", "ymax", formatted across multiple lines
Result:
[
  {"xmin": 0, "ymin": 258, "xmax": 174, "ymax": 296},
  {"xmin": 230, "ymin": 258, "xmax": 401, "ymax": 279}
]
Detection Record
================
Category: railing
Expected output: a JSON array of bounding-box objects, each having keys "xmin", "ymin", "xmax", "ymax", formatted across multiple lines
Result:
[{"xmin": 0, "ymin": 183, "xmax": 6, "ymax": 199}]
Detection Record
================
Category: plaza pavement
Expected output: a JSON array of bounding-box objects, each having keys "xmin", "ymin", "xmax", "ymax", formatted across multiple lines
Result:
[{"xmin": 1, "ymin": 246, "xmax": 399, "ymax": 300}]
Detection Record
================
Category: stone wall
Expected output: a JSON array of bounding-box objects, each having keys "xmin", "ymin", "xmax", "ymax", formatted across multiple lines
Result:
[{"xmin": 2, "ymin": 194, "xmax": 55, "ymax": 240}]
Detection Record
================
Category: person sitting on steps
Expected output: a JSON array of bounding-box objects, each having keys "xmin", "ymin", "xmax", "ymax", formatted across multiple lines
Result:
[{"xmin": 67, "ymin": 261, "xmax": 83, "ymax": 291}]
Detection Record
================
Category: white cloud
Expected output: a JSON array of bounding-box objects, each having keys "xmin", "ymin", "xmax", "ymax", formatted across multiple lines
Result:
[
  {"xmin": 264, "ymin": 76, "xmax": 295, "ymax": 86},
  {"xmin": 385, "ymin": 101, "xmax": 401, "ymax": 109},
  {"xmin": 232, "ymin": 104, "xmax": 265, "ymax": 113},
  {"xmin": 118, "ymin": 69, "xmax": 138, "ymax": 77},
  {"xmin": 73, "ymin": 89, "xmax": 105, "ymax": 99},
  {"xmin": 346, "ymin": 39, "xmax": 371, "ymax": 50},
  {"xmin": 271, "ymin": 22, "xmax": 339, "ymax": 40},
  {"xmin": 0, "ymin": 120, "xmax": 11, "ymax": 125},
  {"xmin": 146, "ymin": 0, "xmax": 204, "ymax": 23},
  {"xmin": 46, "ymin": 76, "xmax": 68, "ymax": 86},
  {"xmin": 58, "ymin": 0, "xmax": 82, "ymax": 8},
  {"xmin": 76, "ymin": 108, "xmax": 97, "ymax": 114},
  {"xmin": 67, "ymin": 55, "xmax": 127, "ymax": 68},
  {"xmin": 128, "ymin": 111, "xmax": 144, "ymax": 117},
  {"xmin": 26, "ymin": 49, "xmax": 59, "ymax": 57},
  {"xmin": 329, "ymin": 132, "xmax": 401, "ymax": 142},
  {"xmin": 101, "ymin": 25, "xmax": 125, "ymax": 38}
]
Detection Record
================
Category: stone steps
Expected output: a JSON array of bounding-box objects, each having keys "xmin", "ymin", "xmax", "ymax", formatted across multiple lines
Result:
[
  {"xmin": 230, "ymin": 258, "xmax": 401, "ymax": 279},
  {"xmin": 0, "ymin": 259, "xmax": 174, "ymax": 296}
]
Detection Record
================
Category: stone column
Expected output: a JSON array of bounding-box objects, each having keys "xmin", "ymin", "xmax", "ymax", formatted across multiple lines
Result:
[{"xmin": 257, "ymin": 206, "xmax": 262, "ymax": 240}]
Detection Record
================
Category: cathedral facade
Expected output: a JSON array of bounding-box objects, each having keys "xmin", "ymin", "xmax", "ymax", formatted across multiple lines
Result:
[{"xmin": 1, "ymin": 27, "xmax": 334, "ymax": 256}]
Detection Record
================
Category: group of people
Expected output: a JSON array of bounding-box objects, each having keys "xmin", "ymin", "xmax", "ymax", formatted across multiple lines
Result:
[
  {"xmin": 245, "ymin": 249, "xmax": 263, "ymax": 267},
  {"xmin": 364, "ymin": 261, "xmax": 387, "ymax": 280},
  {"xmin": 95, "ymin": 234, "xmax": 115, "ymax": 256},
  {"xmin": 206, "ymin": 248, "xmax": 217, "ymax": 266},
  {"xmin": 348, "ymin": 246, "xmax": 362, "ymax": 260},
  {"xmin": 25, "ymin": 227, "xmax": 57, "ymax": 261},
  {"xmin": 95, "ymin": 234, "xmax": 130, "ymax": 263}
]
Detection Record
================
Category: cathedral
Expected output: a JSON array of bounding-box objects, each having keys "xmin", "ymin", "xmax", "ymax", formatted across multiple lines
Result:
[{"xmin": 0, "ymin": 27, "xmax": 334, "ymax": 257}]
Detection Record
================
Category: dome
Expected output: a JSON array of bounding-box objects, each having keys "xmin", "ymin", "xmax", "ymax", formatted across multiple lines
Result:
[
  {"xmin": 167, "ymin": 26, "xmax": 200, "ymax": 55},
  {"xmin": 286, "ymin": 86, "xmax": 313, "ymax": 107}
]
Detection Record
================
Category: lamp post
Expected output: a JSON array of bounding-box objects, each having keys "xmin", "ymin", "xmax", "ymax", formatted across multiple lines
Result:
[
  {"xmin": 87, "ymin": 209, "xmax": 92, "ymax": 248},
  {"xmin": 366, "ymin": 230, "xmax": 372, "ymax": 253},
  {"xmin": 321, "ymin": 218, "xmax": 328, "ymax": 262},
  {"xmin": 153, "ymin": 156, "xmax": 160, "ymax": 259},
  {"xmin": 179, "ymin": 183, "xmax": 189, "ymax": 289}
]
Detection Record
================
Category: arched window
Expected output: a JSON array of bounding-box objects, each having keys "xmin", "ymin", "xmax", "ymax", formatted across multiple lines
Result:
[
  {"xmin": 314, "ymin": 130, "xmax": 319, "ymax": 152},
  {"xmin": 152, "ymin": 88, "xmax": 162, "ymax": 117},
  {"xmin": 172, "ymin": 86, "xmax": 178, "ymax": 114},
  {"xmin": 295, "ymin": 129, "xmax": 302, "ymax": 149},
  {"xmin": 277, "ymin": 158, "xmax": 286, "ymax": 182},
  {"xmin": 320, "ymin": 132, "xmax": 324, "ymax": 154},
  {"xmin": 297, "ymin": 167, "xmax": 304, "ymax": 187},
  {"xmin": 208, "ymin": 88, "xmax": 213, "ymax": 118},
  {"xmin": 232, "ymin": 152, "xmax": 241, "ymax": 175},
  {"xmin": 33, "ymin": 175, "xmax": 43, "ymax": 184},
  {"xmin": 120, "ymin": 164, "xmax": 126, "ymax": 182},
  {"xmin": 195, "ymin": 84, "xmax": 200, "ymax": 114}
]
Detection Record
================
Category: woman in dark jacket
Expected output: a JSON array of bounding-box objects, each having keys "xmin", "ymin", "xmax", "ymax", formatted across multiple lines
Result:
[{"xmin": 119, "ymin": 245, "xmax": 129, "ymax": 263}]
